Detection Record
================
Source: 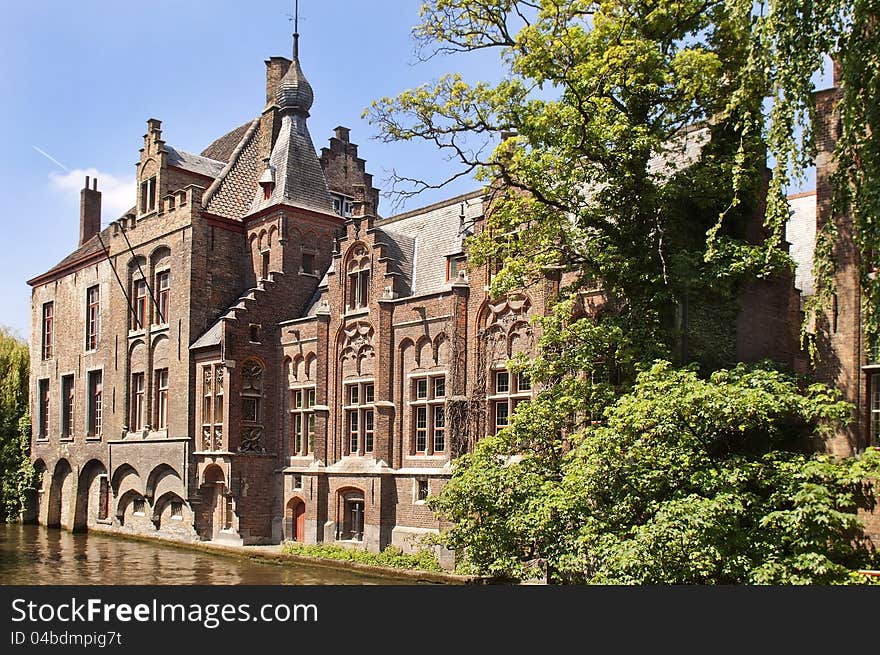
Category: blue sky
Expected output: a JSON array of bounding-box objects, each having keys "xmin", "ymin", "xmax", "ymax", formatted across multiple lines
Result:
[{"xmin": 0, "ymin": 0, "xmax": 500, "ymax": 339}]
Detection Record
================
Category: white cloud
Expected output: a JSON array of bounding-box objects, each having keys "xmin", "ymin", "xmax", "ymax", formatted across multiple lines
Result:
[{"xmin": 49, "ymin": 168, "xmax": 136, "ymax": 223}]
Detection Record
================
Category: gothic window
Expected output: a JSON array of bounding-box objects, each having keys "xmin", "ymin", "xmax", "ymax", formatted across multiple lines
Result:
[
  {"xmin": 240, "ymin": 360, "xmax": 264, "ymax": 453},
  {"xmin": 200, "ymin": 364, "xmax": 223, "ymax": 451},
  {"xmin": 344, "ymin": 381, "xmax": 375, "ymax": 456},
  {"xmin": 140, "ymin": 176, "xmax": 156, "ymax": 213},
  {"xmin": 346, "ymin": 245, "xmax": 370, "ymax": 310},
  {"xmin": 410, "ymin": 374, "xmax": 446, "ymax": 454}
]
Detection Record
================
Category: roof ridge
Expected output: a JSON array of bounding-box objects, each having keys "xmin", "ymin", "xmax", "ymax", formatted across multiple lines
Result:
[
  {"xmin": 202, "ymin": 118, "xmax": 261, "ymax": 206},
  {"xmin": 378, "ymin": 189, "xmax": 483, "ymax": 225}
]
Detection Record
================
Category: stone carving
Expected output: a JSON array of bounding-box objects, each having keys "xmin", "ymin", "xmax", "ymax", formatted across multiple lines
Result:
[{"xmin": 239, "ymin": 427, "xmax": 264, "ymax": 453}]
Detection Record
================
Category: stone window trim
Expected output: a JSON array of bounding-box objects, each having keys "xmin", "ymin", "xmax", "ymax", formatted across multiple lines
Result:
[
  {"xmin": 239, "ymin": 359, "xmax": 265, "ymax": 453},
  {"xmin": 200, "ymin": 363, "xmax": 225, "ymax": 452},
  {"xmin": 60, "ymin": 374, "xmax": 75, "ymax": 441},
  {"xmin": 414, "ymin": 478, "xmax": 429, "ymax": 504},
  {"xmin": 139, "ymin": 176, "xmax": 157, "ymax": 215},
  {"xmin": 130, "ymin": 277, "xmax": 148, "ymax": 332},
  {"xmin": 487, "ymin": 369, "xmax": 532, "ymax": 435},
  {"xmin": 41, "ymin": 301, "xmax": 53, "ymax": 360},
  {"xmin": 154, "ymin": 368, "xmax": 169, "ymax": 431},
  {"xmin": 130, "ymin": 371, "xmax": 147, "ymax": 433},
  {"xmin": 343, "ymin": 380, "xmax": 375, "ymax": 456},
  {"xmin": 154, "ymin": 268, "xmax": 170, "ymax": 325},
  {"xmin": 345, "ymin": 244, "xmax": 371, "ymax": 311},
  {"xmin": 85, "ymin": 285, "xmax": 100, "ymax": 351},
  {"xmin": 290, "ymin": 385, "xmax": 316, "ymax": 457},
  {"xmin": 37, "ymin": 378, "xmax": 50, "ymax": 440},
  {"xmin": 86, "ymin": 368, "xmax": 103, "ymax": 439},
  {"xmin": 409, "ymin": 373, "xmax": 447, "ymax": 455}
]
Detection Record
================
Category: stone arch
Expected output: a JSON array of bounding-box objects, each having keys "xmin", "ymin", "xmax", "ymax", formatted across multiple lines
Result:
[
  {"xmin": 415, "ymin": 336, "xmax": 432, "ymax": 369},
  {"xmin": 31, "ymin": 459, "xmax": 48, "ymax": 525},
  {"xmin": 291, "ymin": 354, "xmax": 304, "ymax": 382},
  {"xmin": 47, "ymin": 459, "xmax": 73, "ymax": 529},
  {"xmin": 336, "ymin": 486, "xmax": 366, "ymax": 542},
  {"xmin": 116, "ymin": 488, "xmax": 148, "ymax": 523},
  {"xmin": 433, "ymin": 333, "xmax": 450, "ymax": 367},
  {"xmin": 73, "ymin": 459, "xmax": 107, "ymax": 532},
  {"xmin": 304, "ymin": 353, "xmax": 317, "ymax": 381},
  {"xmin": 111, "ymin": 463, "xmax": 140, "ymax": 494},
  {"xmin": 151, "ymin": 334, "xmax": 169, "ymax": 368},
  {"xmin": 145, "ymin": 463, "xmax": 180, "ymax": 500},
  {"xmin": 152, "ymin": 491, "xmax": 189, "ymax": 531},
  {"xmin": 267, "ymin": 224, "xmax": 278, "ymax": 247},
  {"xmin": 284, "ymin": 496, "xmax": 307, "ymax": 542},
  {"xmin": 198, "ymin": 464, "xmax": 231, "ymax": 540},
  {"xmin": 340, "ymin": 321, "xmax": 375, "ymax": 378}
]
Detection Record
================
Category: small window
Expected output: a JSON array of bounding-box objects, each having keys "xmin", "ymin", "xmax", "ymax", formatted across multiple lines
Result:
[
  {"xmin": 495, "ymin": 401, "xmax": 509, "ymax": 433},
  {"xmin": 155, "ymin": 368, "xmax": 169, "ymax": 430},
  {"xmin": 61, "ymin": 375, "xmax": 74, "ymax": 438},
  {"xmin": 447, "ymin": 255, "xmax": 466, "ymax": 281},
  {"xmin": 249, "ymin": 324, "xmax": 261, "ymax": 343},
  {"xmin": 170, "ymin": 501, "xmax": 183, "ymax": 519},
  {"xmin": 131, "ymin": 372, "xmax": 146, "ymax": 431},
  {"xmin": 242, "ymin": 397, "xmax": 260, "ymax": 423},
  {"xmin": 416, "ymin": 379, "xmax": 428, "ymax": 400},
  {"xmin": 302, "ymin": 252, "xmax": 315, "ymax": 275},
  {"xmin": 132, "ymin": 279, "xmax": 147, "ymax": 329},
  {"xmin": 495, "ymin": 371, "xmax": 510, "ymax": 394},
  {"xmin": 293, "ymin": 475, "xmax": 303, "ymax": 490},
  {"xmin": 294, "ymin": 390, "xmax": 303, "ymax": 409},
  {"xmin": 140, "ymin": 176, "xmax": 156, "ymax": 213},
  {"xmin": 88, "ymin": 370, "xmax": 103, "ymax": 436},
  {"xmin": 38, "ymin": 379, "xmax": 50, "ymax": 438},
  {"xmin": 434, "ymin": 377, "xmax": 446, "ymax": 398},
  {"xmin": 365, "ymin": 384, "xmax": 375, "ymax": 404},
  {"xmin": 349, "ymin": 385, "xmax": 359, "ymax": 406},
  {"xmin": 41, "ymin": 302, "xmax": 53, "ymax": 360},
  {"xmin": 133, "ymin": 498, "xmax": 146, "ymax": 516},
  {"xmin": 155, "ymin": 270, "xmax": 170, "ymax": 324},
  {"xmin": 517, "ymin": 373, "xmax": 531, "ymax": 392},
  {"xmin": 415, "ymin": 406, "xmax": 428, "ymax": 453},
  {"xmin": 86, "ymin": 286, "xmax": 100, "ymax": 350},
  {"xmin": 416, "ymin": 479, "xmax": 429, "ymax": 503},
  {"xmin": 307, "ymin": 389, "xmax": 316, "ymax": 407}
]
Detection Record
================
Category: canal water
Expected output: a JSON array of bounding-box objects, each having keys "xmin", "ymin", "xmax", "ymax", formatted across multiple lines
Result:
[{"xmin": 0, "ymin": 524, "xmax": 414, "ymax": 585}]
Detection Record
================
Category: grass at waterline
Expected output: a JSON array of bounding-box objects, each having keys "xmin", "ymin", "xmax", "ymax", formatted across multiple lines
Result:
[{"xmin": 281, "ymin": 542, "xmax": 442, "ymax": 573}]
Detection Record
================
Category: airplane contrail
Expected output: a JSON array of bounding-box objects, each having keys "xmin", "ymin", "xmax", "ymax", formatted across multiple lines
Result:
[{"xmin": 32, "ymin": 146, "xmax": 70, "ymax": 172}]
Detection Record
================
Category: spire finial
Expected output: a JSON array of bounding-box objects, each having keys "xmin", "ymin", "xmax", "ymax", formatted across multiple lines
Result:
[{"xmin": 293, "ymin": 0, "xmax": 300, "ymax": 60}]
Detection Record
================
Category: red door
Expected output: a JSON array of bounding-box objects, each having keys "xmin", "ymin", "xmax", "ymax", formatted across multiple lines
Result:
[{"xmin": 294, "ymin": 502, "xmax": 306, "ymax": 542}]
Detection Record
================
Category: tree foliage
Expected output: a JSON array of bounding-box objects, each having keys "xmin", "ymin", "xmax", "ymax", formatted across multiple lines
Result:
[
  {"xmin": 0, "ymin": 328, "xmax": 34, "ymax": 522},
  {"xmin": 368, "ymin": 0, "xmax": 880, "ymax": 583},
  {"xmin": 431, "ymin": 363, "xmax": 880, "ymax": 583}
]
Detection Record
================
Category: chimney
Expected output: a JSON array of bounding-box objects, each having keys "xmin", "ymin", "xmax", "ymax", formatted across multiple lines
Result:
[
  {"xmin": 80, "ymin": 176, "xmax": 102, "ymax": 245},
  {"xmin": 334, "ymin": 126, "xmax": 351, "ymax": 143},
  {"xmin": 265, "ymin": 57, "xmax": 292, "ymax": 106}
]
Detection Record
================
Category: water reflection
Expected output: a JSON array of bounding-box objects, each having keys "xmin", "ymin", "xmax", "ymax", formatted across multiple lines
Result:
[{"xmin": 0, "ymin": 524, "xmax": 414, "ymax": 585}]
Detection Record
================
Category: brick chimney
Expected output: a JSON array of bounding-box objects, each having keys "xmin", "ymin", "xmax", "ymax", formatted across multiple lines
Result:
[{"xmin": 80, "ymin": 176, "xmax": 101, "ymax": 245}]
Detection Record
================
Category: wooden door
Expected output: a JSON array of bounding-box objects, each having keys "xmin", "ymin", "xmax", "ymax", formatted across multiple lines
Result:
[{"xmin": 294, "ymin": 502, "xmax": 306, "ymax": 542}]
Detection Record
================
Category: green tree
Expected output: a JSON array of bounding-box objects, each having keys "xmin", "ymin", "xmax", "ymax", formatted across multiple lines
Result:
[
  {"xmin": 432, "ymin": 362, "xmax": 880, "ymax": 583},
  {"xmin": 0, "ymin": 328, "xmax": 34, "ymax": 522},
  {"xmin": 370, "ymin": 1, "xmax": 880, "ymax": 583}
]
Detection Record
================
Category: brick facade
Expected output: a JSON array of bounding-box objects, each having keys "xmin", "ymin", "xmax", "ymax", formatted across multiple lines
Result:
[{"xmin": 26, "ymin": 41, "xmax": 877, "ymax": 560}]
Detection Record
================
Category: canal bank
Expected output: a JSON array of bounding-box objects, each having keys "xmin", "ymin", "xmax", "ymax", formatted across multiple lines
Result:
[
  {"xmin": 0, "ymin": 524, "xmax": 462, "ymax": 585},
  {"xmin": 85, "ymin": 524, "xmax": 486, "ymax": 585}
]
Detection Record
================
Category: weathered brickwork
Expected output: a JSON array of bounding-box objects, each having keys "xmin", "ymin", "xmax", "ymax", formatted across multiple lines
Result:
[{"xmin": 27, "ymin": 39, "xmax": 876, "ymax": 561}]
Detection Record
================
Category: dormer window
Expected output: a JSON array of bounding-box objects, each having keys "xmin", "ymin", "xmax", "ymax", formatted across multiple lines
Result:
[
  {"xmin": 447, "ymin": 255, "xmax": 466, "ymax": 281},
  {"xmin": 346, "ymin": 245, "xmax": 370, "ymax": 310},
  {"xmin": 140, "ymin": 176, "xmax": 157, "ymax": 214},
  {"xmin": 332, "ymin": 194, "xmax": 353, "ymax": 218},
  {"xmin": 258, "ymin": 161, "xmax": 275, "ymax": 200}
]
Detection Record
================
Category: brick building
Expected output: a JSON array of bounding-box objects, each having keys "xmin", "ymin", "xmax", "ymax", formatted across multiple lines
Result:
[{"xmin": 25, "ymin": 38, "xmax": 875, "ymax": 555}]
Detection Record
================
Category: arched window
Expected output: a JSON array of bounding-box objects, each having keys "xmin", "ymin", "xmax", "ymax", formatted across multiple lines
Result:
[
  {"xmin": 241, "ymin": 360, "xmax": 263, "ymax": 424},
  {"xmin": 346, "ymin": 245, "xmax": 370, "ymax": 310}
]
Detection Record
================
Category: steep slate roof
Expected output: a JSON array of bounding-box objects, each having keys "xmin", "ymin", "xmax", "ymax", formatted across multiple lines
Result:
[
  {"xmin": 204, "ymin": 119, "xmax": 263, "ymax": 219},
  {"xmin": 190, "ymin": 319, "xmax": 223, "ymax": 350},
  {"xmin": 201, "ymin": 121, "xmax": 253, "ymax": 162},
  {"xmin": 786, "ymin": 191, "xmax": 817, "ymax": 297},
  {"xmin": 377, "ymin": 190, "xmax": 483, "ymax": 296},
  {"xmin": 166, "ymin": 146, "xmax": 225, "ymax": 179},
  {"xmin": 249, "ymin": 113, "xmax": 335, "ymax": 215},
  {"xmin": 372, "ymin": 227, "xmax": 415, "ymax": 296}
]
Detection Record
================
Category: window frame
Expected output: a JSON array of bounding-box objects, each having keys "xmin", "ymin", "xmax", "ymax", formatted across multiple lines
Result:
[
  {"xmin": 131, "ymin": 371, "xmax": 146, "ymax": 432},
  {"xmin": 87, "ymin": 369, "xmax": 103, "ymax": 437},
  {"xmin": 487, "ymin": 369, "xmax": 533, "ymax": 435},
  {"xmin": 343, "ymin": 380, "xmax": 376, "ymax": 456},
  {"xmin": 41, "ymin": 302, "xmax": 53, "ymax": 360},
  {"xmin": 61, "ymin": 374, "xmax": 74, "ymax": 439},
  {"xmin": 409, "ymin": 373, "xmax": 447, "ymax": 455},
  {"xmin": 155, "ymin": 270, "xmax": 170, "ymax": 324},
  {"xmin": 85, "ymin": 285, "xmax": 100, "ymax": 350},
  {"xmin": 155, "ymin": 368, "xmax": 169, "ymax": 430}
]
